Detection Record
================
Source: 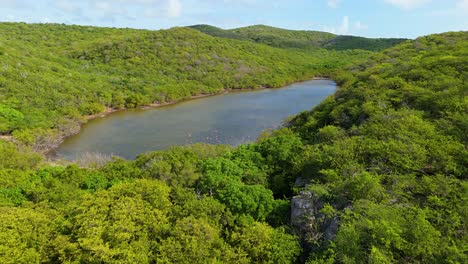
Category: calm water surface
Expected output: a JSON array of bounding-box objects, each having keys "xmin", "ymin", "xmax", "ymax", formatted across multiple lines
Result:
[{"xmin": 54, "ymin": 80, "xmax": 336, "ymax": 160}]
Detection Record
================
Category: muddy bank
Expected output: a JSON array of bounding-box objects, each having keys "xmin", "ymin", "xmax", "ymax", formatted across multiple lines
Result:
[
  {"xmin": 23, "ymin": 77, "xmax": 332, "ymax": 158},
  {"xmin": 52, "ymin": 79, "xmax": 337, "ymax": 160}
]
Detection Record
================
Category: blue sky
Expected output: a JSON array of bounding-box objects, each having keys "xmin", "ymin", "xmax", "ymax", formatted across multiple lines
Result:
[{"xmin": 0, "ymin": 0, "xmax": 467, "ymax": 38}]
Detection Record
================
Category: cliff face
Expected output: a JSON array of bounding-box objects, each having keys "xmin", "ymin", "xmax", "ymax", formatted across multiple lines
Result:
[
  {"xmin": 291, "ymin": 190, "xmax": 339, "ymax": 255},
  {"xmin": 291, "ymin": 191, "xmax": 339, "ymax": 244},
  {"xmin": 291, "ymin": 191, "xmax": 320, "ymax": 229}
]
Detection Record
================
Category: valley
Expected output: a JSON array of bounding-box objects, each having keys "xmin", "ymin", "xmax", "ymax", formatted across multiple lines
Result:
[{"xmin": 0, "ymin": 20, "xmax": 466, "ymax": 264}]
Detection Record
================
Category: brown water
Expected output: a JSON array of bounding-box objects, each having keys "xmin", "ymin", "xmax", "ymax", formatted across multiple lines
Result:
[{"xmin": 53, "ymin": 80, "xmax": 336, "ymax": 160}]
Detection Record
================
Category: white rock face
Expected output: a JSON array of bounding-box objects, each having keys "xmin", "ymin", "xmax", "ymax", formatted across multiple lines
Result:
[
  {"xmin": 290, "ymin": 190, "xmax": 339, "ymax": 244},
  {"xmin": 290, "ymin": 191, "xmax": 318, "ymax": 228}
]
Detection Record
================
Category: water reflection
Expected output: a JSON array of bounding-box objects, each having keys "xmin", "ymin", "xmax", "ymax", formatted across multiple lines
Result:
[{"xmin": 54, "ymin": 80, "xmax": 336, "ymax": 160}]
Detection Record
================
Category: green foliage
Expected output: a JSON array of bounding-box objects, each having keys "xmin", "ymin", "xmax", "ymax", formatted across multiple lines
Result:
[
  {"xmin": 197, "ymin": 155, "xmax": 283, "ymax": 221},
  {"xmin": 217, "ymin": 182, "xmax": 275, "ymax": 221},
  {"xmin": 0, "ymin": 207, "xmax": 56, "ymax": 264},
  {"xmin": 0, "ymin": 105, "xmax": 24, "ymax": 133},
  {"xmin": 334, "ymin": 202, "xmax": 443, "ymax": 263},
  {"xmin": 0, "ymin": 140, "xmax": 42, "ymax": 170},
  {"xmin": 230, "ymin": 222, "xmax": 302, "ymax": 263},
  {"xmin": 11, "ymin": 129, "xmax": 36, "ymax": 145},
  {"xmin": 289, "ymin": 31, "xmax": 467, "ymax": 262},
  {"xmin": 158, "ymin": 216, "xmax": 241, "ymax": 263},
  {"xmin": 0, "ymin": 24, "xmax": 466, "ymax": 263},
  {"xmin": 0, "ymin": 22, "xmax": 370, "ymax": 147},
  {"xmin": 135, "ymin": 146, "xmax": 201, "ymax": 187},
  {"xmin": 224, "ymin": 24, "xmax": 335, "ymax": 49},
  {"xmin": 323, "ymin": 35, "xmax": 407, "ymax": 51},
  {"xmin": 255, "ymin": 128, "xmax": 305, "ymax": 197},
  {"xmin": 66, "ymin": 180, "xmax": 171, "ymax": 263},
  {"xmin": 191, "ymin": 24, "xmax": 406, "ymax": 52},
  {"xmin": 0, "ymin": 144, "xmax": 302, "ymax": 263}
]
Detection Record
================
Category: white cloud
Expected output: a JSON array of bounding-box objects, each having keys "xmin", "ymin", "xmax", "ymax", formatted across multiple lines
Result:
[
  {"xmin": 322, "ymin": 16, "xmax": 368, "ymax": 35},
  {"xmin": 426, "ymin": 0, "xmax": 468, "ymax": 17},
  {"xmin": 94, "ymin": 1, "xmax": 113, "ymax": 12},
  {"xmin": 327, "ymin": 0, "xmax": 339, "ymax": 8},
  {"xmin": 5, "ymin": 14, "xmax": 16, "ymax": 21},
  {"xmin": 323, "ymin": 16, "xmax": 349, "ymax": 34},
  {"xmin": 55, "ymin": 0, "xmax": 81, "ymax": 13},
  {"xmin": 457, "ymin": 0, "xmax": 468, "ymax": 10},
  {"xmin": 354, "ymin": 21, "xmax": 368, "ymax": 30},
  {"xmin": 51, "ymin": 0, "xmax": 183, "ymax": 21},
  {"xmin": 0, "ymin": 0, "xmax": 28, "ymax": 9},
  {"xmin": 338, "ymin": 15, "xmax": 349, "ymax": 34},
  {"xmin": 384, "ymin": 0, "xmax": 430, "ymax": 10},
  {"xmin": 167, "ymin": 0, "xmax": 182, "ymax": 18}
]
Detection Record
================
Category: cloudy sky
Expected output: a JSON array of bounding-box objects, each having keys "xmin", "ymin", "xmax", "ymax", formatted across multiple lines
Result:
[{"xmin": 1, "ymin": 0, "xmax": 467, "ymax": 38}]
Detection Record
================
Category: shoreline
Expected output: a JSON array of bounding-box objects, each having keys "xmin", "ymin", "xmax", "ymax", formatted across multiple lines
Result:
[
  {"xmin": 38, "ymin": 77, "xmax": 333, "ymax": 158},
  {"xmin": 85, "ymin": 90, "xmax": 229, "ymax": 121},
  {"xmin": 86, "ymin": 77, "xmax": 331, "ymax": 121}
]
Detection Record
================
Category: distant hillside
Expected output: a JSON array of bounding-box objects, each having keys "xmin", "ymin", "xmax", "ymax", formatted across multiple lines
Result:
[
  {"xmin": 190, "ymin": 24, "xmax": 335, "ymax": 49},
  {"xmin": 229, "ymin": 25, "xmax": 336, "ymax": 49},
  {"xmin": 188, "ymin": 24, "xmax": 244, "ymax": 40},
  {"xmin": 190, "ymin": 24, "xmax": 408, "ymax": 51},
  {"xmin": 0, "ymin": 22, "xmax": 370, "ymax": 148},
  {"xmin": 289, "ymin": 31, "xmax": 467, "ymax": 263},
  {"xmin": 323, "ymin": 35, "xmax": 407, "ymax": 51},
  {"xmin": 0, "ymin": 29, "xmax": 466, "ymax": 264}
]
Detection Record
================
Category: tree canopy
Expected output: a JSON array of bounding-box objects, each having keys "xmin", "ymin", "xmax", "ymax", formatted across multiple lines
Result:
[{"xmin": 0, "ymin": 23, "xmax": 466, "ymax": 263}]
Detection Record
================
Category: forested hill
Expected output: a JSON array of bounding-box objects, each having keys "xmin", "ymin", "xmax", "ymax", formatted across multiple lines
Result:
[
  {"xmin": 189, "ymin": 24, "xmax": 408, "ymax": 51},
  {"xmin": 0, "ymin": 22, "xmax": 370, "ymax": 150},
  {"xmin": 0, "ymin": 22, "xmax": 466, "ymax": 263},
  {"xmin": 322, "ymin": 35, "xmax": 408, "ymax": 51},
  {"xmin": 288, "ymin": 31, "xmax": 467, "ymax": 262},
  {"xmin": 189, "ymin": 24, "xmax": 336, "ymax": 49}
]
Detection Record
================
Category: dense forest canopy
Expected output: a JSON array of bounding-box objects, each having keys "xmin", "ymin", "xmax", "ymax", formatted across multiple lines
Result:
[
  {"xmin": 289, "ymin": 31, "xmax": 467, "ymax": 262},
  {"xmin": 0, "ymin": 22, "xmax": 467, "ymax": 263},
  {"xmin": 190, "ymin": 24, "xmax": 407, "ymax": 51},
  {"xmin": 0, "ymin": 22, "xmax": 371, "ymax": 150}
]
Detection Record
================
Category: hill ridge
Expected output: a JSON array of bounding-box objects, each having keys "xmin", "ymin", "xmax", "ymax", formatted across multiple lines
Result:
[{"xmin": 190, "ymin": 24, "xmax": 408, "ymax": 51}]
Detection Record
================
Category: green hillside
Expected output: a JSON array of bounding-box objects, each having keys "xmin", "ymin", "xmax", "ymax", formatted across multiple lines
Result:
[
  {"xmin": 190, "ymin": 25, "xmax": 336, "ymax": 49},
  {"xmin": 190, "ymin": 24, "xmax": 407, "ymax": 51},
  {"xmin": 0, "ymin": 22, "xmax": 466, "ymax": 263},
  {"xmin": 323, "ymin": 35, "xmax": 408, "ymax": 51},
  {"xmin": 190, "ymin": 24, "xmax": 335, "ymax": 49},
  {"xmin": 228, "ymin": 25, "xmax": 336, "ymax": 48},
  {"xmin": 289, "ymin": 31, "xmax": 467, "ymax": 262},
  {"xmin": 188, "ymin": 24, "xmax": 244, "ymax": 40},
  {"xmin": 0, "ymin": 22, "xmax": 370, "ymax": 150}
]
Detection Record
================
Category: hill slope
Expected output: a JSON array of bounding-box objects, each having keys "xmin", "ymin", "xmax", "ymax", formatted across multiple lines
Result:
[
  {"xmin": 0, "ymin": 22, "xmax": 370, "ymax": 149},
  {"xmin": 228, "ymin": 24, "xmax": 336, "ymax": 48},
  {"xmin": 190, "ymin": 24, "xmax": 407, "ymax": 51},
  {"xmin": 0, "ymin": 31, "xmax": 466, "ymax": 263},
  {"xmin": 289, "ymin": 31, "xmax": 467, "ymax": 262},
  {"xmin": 323, "ymin": 34, "xmax": 408, "ymax": 51}
]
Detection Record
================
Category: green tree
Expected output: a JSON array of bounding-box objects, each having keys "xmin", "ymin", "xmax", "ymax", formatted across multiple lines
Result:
[{"xmin": 230, "ymin": 222, "xmax": 301, "ymax": 263}]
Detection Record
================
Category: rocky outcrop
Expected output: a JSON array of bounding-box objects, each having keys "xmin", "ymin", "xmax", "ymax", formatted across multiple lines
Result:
[
  {"xmin": 291, "ymin": 190, "xmax": 321, "ymax": 228},
  {"xmin": 291, "ymin": 190, "xmax": 339, "ymax": 245}
]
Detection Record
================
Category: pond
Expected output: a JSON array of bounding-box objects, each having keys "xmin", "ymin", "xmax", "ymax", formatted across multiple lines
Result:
[{"xmin": 53, "ymin": 79, "xmax": 336, "ymax": 160}]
